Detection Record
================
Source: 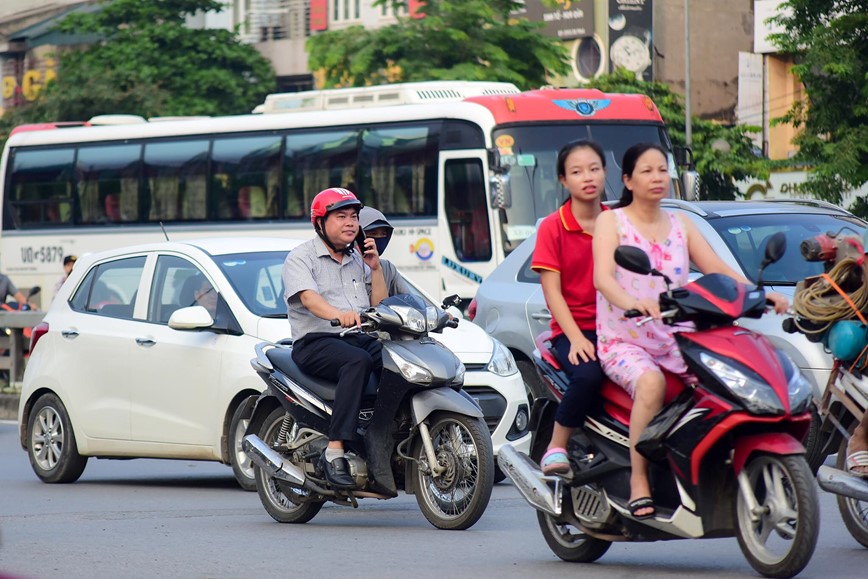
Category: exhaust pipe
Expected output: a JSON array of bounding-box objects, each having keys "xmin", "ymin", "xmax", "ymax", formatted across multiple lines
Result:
[
  {"xmin": 497, "ymin": 444, "xmax": 562, "ymax": 516},
  {"xmin": 242, "ymin": 434, "xmax": 306, "ymax": 487},
  {"xmin": 818, "ymin": 465, "xmax": 868, "ymax": 502}
]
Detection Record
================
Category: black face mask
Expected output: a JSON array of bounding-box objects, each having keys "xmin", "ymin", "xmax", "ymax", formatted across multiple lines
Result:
[{"xmin": 374, "ymin": 237, "xmax": 390, "ymax": 256}]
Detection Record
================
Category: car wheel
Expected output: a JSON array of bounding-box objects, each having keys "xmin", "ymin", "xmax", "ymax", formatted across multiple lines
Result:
[
  {"xmin": 517, "ymin": 359, "xmax": 546, "ymax": 403},
  {"xmin": 229, "ymin": 396, "xmax": 257, "ymax": 491},
  {"xmin": 26, "ymin": 393, "xmax": 87, "ymax": 483}
]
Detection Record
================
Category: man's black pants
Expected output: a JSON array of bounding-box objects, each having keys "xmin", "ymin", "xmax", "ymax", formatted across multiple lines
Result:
[{"xmin": 291, "ymin": 333, "xmax": 382, "ymax": 441}]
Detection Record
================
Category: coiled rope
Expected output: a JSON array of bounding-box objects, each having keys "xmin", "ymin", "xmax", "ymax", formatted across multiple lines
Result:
[{"xmin": 792, "ymin": 257, "xmax": 868, "ymax": 338}]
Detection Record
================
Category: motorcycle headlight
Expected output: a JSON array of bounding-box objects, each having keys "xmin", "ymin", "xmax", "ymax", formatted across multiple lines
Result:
[
  {"xmin": 453, "ymin": 362, "xmax": 466, "ymax": 386},
  {"xmin": 391, "ymin": 305, "xmax": 426, "ymax": 333},
  {"xmin": 700, "ymin": 352, "xmax": 784, "ymax": 415},
  {"xmin": 487, "ymin": 338, "xmax": 518, "ymax": 377},
  {"xmin": 386, "ymin": 347, "xmax": 433, "ymax": 384},
  {"xmin": 426, "ymin": 306, "xmax": 439, "ymax": 331},
  {"xmin": 779, "ymin": 352, "xmax": 814, "ymax": 414}
]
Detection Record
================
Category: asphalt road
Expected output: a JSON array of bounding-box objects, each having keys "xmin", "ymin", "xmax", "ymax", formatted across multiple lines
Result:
[{"xmin": 0, "ymin": 421, "xmax": 865, "ymax": 579}]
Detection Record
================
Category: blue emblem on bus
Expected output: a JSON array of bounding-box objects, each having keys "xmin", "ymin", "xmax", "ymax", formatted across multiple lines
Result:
[{"xmin": 553, "ymin": 99, "xmax": 611, "ymax": 117}]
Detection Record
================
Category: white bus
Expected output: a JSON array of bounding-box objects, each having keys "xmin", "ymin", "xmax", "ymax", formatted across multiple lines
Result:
[{"xmin": 0, "ymin": 81, "xmax": 693, "ymax": 304}]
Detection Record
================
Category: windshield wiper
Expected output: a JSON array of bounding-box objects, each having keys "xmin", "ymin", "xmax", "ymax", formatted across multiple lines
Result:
[{"xmin": 260, "ymin": 313, "xmax": 287, "ymax": 318}]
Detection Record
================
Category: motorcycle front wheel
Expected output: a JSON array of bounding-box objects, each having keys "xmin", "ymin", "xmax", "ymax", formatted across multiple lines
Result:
[
  {"xmin": 734, "ymin": 454, "xmax": 819, "ymax": 578},
  {"xmin": 835, "ymin": 436, "xmax": 868, "ymax": 548},
  {"xmin": 254, "ymin": 407, "xmax": 324, "ymax": 524},
  {"xmin": 413, "ymin": 412, "xmax": 494, "ymax": 530}
]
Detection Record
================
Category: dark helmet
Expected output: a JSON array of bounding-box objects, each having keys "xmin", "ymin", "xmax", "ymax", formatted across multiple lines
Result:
[
  {"xmin": 310, "ymin": 187, "xmax": 362, "ymax": 227},
  {"xmin": 359, "ymin": 207, "xmax": 393, "ymax": 256}
]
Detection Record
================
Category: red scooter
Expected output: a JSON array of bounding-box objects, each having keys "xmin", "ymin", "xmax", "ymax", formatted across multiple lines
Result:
[{"xmin": 498, "ymin": 233, "xmax": 819, "ymax": 578}]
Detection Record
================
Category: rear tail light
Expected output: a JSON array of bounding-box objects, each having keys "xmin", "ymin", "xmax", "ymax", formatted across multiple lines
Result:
[
  {"xmin": 467, "ymin": 298, "xmax": 477, "ymax": 321},
  {"xmin": 30, "ymin": 322, "xmax": 49, "ymax": 352}
]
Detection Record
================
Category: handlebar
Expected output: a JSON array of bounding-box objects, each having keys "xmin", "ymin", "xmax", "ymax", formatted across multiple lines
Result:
[
  {"xmin": 633, "ymin": 309, "xmax": 679, "ymax": 327},
  {"xmin": 624, "ymin": 309, "xmax": 642, "ymax": 318}
]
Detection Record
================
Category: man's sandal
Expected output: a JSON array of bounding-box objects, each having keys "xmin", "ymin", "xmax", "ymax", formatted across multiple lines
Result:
[
  {"xmin": 846, "ymin": 450, "xmax": 868, "ymax": 479},
  {"xmin": 541, "ymin": 447, "xmax": 571, "ymax": 475}
]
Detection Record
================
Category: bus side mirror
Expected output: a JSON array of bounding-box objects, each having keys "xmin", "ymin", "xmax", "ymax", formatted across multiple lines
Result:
[
  {"xmin": 681, "ymin": 170, "xmax": 700, "ymax": 201},
  {"xmin": 489, "ymin": 172, "xmax": 512, "ymax": 209},
  {"xmin": 673, "ymin": 146, "xmax": 694, "ymax": 168}
]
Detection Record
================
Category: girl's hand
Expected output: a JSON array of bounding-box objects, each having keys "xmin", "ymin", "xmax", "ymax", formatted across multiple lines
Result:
[
  {"xmin": 767, "ymin": 291, "xmax": 789, "ymax": 314},
  {"xmin": 568, "ymin": 336, "xmax": 597, "ymax": 365},
  {"xmin": 633, "ymin": 298, "xmax": 661, "ymax": 319}
]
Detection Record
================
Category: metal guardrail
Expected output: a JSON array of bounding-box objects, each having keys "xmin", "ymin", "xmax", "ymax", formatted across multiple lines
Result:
[{"xmin": 0, "ymin": 311, "xmax": 46, "ymax": 385}]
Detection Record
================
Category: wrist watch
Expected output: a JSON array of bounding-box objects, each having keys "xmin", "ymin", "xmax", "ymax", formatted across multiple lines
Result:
[{"xmin": 610, "ymin": 26, "xmax": 652, "ymax": 80}]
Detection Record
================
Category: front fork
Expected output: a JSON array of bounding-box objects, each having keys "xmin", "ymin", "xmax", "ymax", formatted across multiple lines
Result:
[{"xmin": 418, "ymin": 421, "xmax": 446, "ymax": 475}]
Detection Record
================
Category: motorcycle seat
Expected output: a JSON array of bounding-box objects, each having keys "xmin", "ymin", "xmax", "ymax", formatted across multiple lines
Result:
[
  {"xmin": 600, "ymin": 373, "xmax": 686, "ymax": 426},
  {"xmin": 265, "ymin": 346, "xmax": 379, "ymax": 401}
]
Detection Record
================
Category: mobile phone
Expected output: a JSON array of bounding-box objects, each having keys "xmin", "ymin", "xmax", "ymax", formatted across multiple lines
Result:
[{"xmin": 355, "ymin": 228, "xmax": 367, "ymax": 253}]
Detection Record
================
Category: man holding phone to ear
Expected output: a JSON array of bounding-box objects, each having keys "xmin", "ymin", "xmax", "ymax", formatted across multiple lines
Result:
[{"xmin": 282, "ymin": 188, "xmax": 387, "ymax": 489}]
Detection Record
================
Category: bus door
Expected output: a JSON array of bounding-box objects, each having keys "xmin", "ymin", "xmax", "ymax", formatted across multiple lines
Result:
[{"xmin": 438, "ymin": 151, "xmax": 496, "ymax": 303}]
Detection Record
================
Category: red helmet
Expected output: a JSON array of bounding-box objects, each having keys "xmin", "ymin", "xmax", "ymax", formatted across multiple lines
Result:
[{"xmin": 310, "ymin": 188, "xmax": 362, "ymax": 226}]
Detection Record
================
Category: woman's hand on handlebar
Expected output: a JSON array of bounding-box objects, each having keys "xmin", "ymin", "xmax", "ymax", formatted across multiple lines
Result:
[
  {"xmin": 766, "ymin": 291, "xmax": 789, "ymax": 314},
  {"xmin": 632, "ymin": 298, "xmax": 661, "ymax": 319}
]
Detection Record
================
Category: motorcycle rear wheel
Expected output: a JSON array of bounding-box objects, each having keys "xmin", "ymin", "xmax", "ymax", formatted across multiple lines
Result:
[
  {"xmin": 413, "ymin": 412, "xmax": 494, "ymax": 530},
  {"xmin": 835, "ymin": 436, "xmax": 868, "ymax": 549},
  {"xmin": 734, "ymin": 454, "xmax": 819, "ymax": 578},
  {"xmin": 537, "ymin": 506, "xmax": 611, "ymax": 563},
  {"xmin": 254, "ymin": 407, "xmax": 324, "ymax": 524}
]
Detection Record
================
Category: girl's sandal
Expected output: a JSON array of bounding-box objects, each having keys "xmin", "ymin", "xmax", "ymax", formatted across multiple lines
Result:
[{"xmin": 541, "ymin": 447, "xmax": 571, "ymax": 475}]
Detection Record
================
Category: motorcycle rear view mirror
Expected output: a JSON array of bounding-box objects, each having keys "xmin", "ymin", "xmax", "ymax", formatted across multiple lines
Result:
[
  {"xmin": 757, "ymin": 232, "xmax": 787, "ymax": 288},
  {"xmin": 27, "ymin": 286, "xmax": 41, "ymax": 298},
  {"xmin": 614, "ymin": 246, "xmax": 673, "ymax": 286}
]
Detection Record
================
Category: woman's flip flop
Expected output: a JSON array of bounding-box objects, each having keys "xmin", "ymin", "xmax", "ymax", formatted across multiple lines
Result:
[{"xmin": 846, "ymin": 450, "xmax": 868, "ymax": 479}]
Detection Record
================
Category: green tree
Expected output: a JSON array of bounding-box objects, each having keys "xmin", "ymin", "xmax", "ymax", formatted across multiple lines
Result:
[
  {"xmin": 1, "ymin": 0, "xmax": 275, "ymax": 137},
  {"xmin": 306, "ymin": 0, "xmax": 569, "ymax": 90},
  {"xmin": 584, "ymin": 69, "xmax": 771, "ymax": 200},
  {"xmin": 770, "ymin": 0, "xmax": 867, "ymax": 208}
]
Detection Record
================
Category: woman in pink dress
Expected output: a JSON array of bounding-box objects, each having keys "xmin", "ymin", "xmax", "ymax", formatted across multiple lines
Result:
[{"xmin": 593, "ymin": 143, "xmax": 789, "ymax": 519}]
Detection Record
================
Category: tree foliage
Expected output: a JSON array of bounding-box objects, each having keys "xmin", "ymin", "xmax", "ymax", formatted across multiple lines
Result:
[
  {"xmin": 306, "ymin": 0, "xmax": 569, "ymax": 90},
  {"xmin": 770, "ymin": 0, "xmax": 867, "ymax": 206},
  {"xmin": 1, "ymin": 0, "xmax": 275, "ymax": 139},
  {"xmin": 584, "ymin": 69, "xmax": 770, "ymax": 200}
]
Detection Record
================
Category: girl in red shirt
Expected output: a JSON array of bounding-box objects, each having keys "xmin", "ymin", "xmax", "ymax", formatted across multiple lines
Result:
[{"xmin": 531, "ymin": 139, "xmax": 607, "ymax": 475}]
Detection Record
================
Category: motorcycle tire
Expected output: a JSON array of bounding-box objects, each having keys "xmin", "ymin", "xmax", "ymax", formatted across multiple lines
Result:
[
  {"xmin": 529, "ymin": 421, "xmax": 611, "ymax": 563},
  {"xmin": 835, "ymin": 435, "xmax": 868, "ymax": 549},
  {"xmin": 734, "ymin": 454, "xmax": 819, "ymax": 578},
  {"xmin": 26, "ymin": 393, "xmax": 88, "ymax": 484},
  {"xmin": 803, "ymin": 402, "xmax": 826, "ymax": 475},
  {"xmin": 413, "ymin": 412, "xmax": 494, "ymax": 530},
  {"xmin": 228, "ymin": 395, "xmax": 257, "ymax": 491},
  {"xmin": 254, "ymin": 407, "xmax": 324, "ymax": 524}
]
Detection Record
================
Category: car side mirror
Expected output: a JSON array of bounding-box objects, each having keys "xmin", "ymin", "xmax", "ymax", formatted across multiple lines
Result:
[{"xmin": 168, "ymin": 305, "xmax": 214, "ymax": 330}]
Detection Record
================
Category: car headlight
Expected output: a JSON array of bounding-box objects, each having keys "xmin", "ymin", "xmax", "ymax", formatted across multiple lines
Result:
[
  {"xmin": 700, "ymin": 352, "xmax": 784, "ymax": 415},
  {"xmin": 391, "ymin": 305, "xmax": 426, "ymax": 333},
  {"xmin": 778, "ymin": 352, "xmax": 814, "ymax": 414},
  {"xmin": 487, "ymin": 338, "xmax": 518, "ymax": 377},
  {"xmin": 386, "ymin": 347, "xmax": 433, "ymax": 384}
]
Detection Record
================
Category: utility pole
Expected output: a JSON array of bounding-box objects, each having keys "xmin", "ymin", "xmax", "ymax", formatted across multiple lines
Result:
[{"xmin": 684, "ymin": 0, "xmax": 692, "ymax": 147}]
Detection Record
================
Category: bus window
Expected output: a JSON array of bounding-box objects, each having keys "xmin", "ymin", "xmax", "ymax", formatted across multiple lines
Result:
[
  {"xmin": 144, "ymin": 140, "xmax": 209, "ymax": 222},
  {"xmin": 212, "ymin": 136, "xmax": 281, "ymax": 221},
  {"xmin": 76, "ymin": 144, "xmax": 141, "ymax": 224},
  {"xmin": 285, "ymin": 129, "xmax": 360, "ymax": 219},
  {"xmin": 359, "ymin": 123, "xmax": 439, "ymax": 217},
  {"xmin": 444, "ymin": 159, "xmax": 491, "ymax": 262},
  {"xmin": 7, "ymin": 147, "xmax": 75, "ymax": 228}
]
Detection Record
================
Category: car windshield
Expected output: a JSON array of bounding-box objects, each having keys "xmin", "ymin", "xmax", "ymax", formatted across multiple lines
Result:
[
  {"xmin": 707, "ymin": 213, "xmax": 866, "ymax": 285},
  {"xmin": 492, "ymin": 124, "xmax": 679, "ymax": 255},
  {"xmin": 214, "ymin": 250, "xmax": 436, "ymax": 317},
  {"xmin": 214, "ymin": 251, "xmax": 289, "ymax": 317}
]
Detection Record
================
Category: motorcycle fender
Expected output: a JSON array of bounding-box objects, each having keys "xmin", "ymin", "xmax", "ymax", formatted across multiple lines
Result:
[
  {"xmin": 732, "ymin": 433, "xmax": 805, "ymax": 475},
  {"xmin": 244, "ymin": 387, "xmax": 282, "ymax": 437},
  {"xmin": 411, "ymin": 388, "xmax": 484, "ymax": 425}
]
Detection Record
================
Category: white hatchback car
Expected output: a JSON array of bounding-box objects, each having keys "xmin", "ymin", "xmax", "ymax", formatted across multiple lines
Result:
[{"xmin": 18, "ymin": 237, "xmax": 530, "ymax": 489}]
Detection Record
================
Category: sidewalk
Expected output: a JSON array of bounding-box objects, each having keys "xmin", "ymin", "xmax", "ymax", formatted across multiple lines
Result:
[{"xmin": 0, "ymin": 393, "xmax": 19, "ymax": 420}]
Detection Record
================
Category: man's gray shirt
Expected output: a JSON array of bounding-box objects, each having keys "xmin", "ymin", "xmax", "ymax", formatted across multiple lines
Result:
[
  {"xmin": 283, "ymin": 237, "xmax": 372, "ymax": 341},
  {"xmin": 381, "ymin": 260, "xmax": 413, "ymax": 296},
  {"xmin": 0, "ymin": 274, "xmax": 19, "ymax": 303}
]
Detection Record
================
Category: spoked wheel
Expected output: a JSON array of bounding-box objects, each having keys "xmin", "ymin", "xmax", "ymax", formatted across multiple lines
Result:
[
  {"xmin": 835, "ymin": 436, "xmax": 868, "ymax": 549},
  {"xmin": 413, "ymin": 412, "xmax": 494, "ymax": 530},
  {"xmin": 27, "ymin": 393, "xmax": 87, "ymax": 483},
  {"xmin": 229, "ymin": 397, "xmax": 256, "ymax": 491},
  {"xmin": 254, "ymin": 408, "xmax": 324, "ymax": 524},
  {"xmin": 734, "ymin": 454, "xmax": 819, "ymax": 578}
]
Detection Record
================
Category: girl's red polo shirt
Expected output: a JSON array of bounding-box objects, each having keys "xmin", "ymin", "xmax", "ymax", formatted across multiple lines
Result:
[{"xmin": 531, "ymin": 201, "xmax": 605, "ymax": 337}]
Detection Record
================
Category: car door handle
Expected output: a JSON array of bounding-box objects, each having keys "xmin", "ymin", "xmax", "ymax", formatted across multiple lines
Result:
[
  {"xmin": 135, "ymin": 337, "xmax": 156, "ymax": 347},
  {"xmin": 531, "ymin": 310, "xmax": 552, "ymax": 320},
  {"xmin": 61, "ymin": 330, "xmax": 79, "ymax": 339}
]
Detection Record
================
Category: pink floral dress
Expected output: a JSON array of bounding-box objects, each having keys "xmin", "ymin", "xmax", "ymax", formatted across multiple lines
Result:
[{"xmin": 596, "ymin": 208, "xmax": 691, "ymax": 397}]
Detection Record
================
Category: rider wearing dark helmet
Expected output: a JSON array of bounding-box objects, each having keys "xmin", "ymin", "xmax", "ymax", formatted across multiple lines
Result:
[
  {"xmin": 359, "ymin": 206, "xmax": 414, "ymax": 296},
  {"xmin": 282, "ymin": 188, "xmax": 387, "ymax": 489}
]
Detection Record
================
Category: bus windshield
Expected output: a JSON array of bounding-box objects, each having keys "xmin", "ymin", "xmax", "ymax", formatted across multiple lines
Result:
[{"xmin": 492, "ymin": 124, "xmax": 678, "ymax": 254}]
